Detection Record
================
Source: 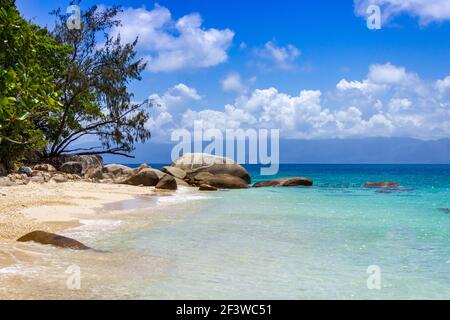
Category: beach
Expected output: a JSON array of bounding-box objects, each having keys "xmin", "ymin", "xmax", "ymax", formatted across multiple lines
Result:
[{"xmin": 0, "ymin": 164, "xmax": 449, "ymax": 299}]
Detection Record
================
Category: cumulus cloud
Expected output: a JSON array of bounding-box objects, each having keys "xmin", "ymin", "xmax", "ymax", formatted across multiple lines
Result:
[
  {"xmin": 354, "ymin": 0, "xmax": 450, "ymax": 25},
  {"xmin": 436, "ymin": 76, "xmax": 450, "ymax": 94},
  {"xmin": 221, "ymin": 73, "xmax": 245, "ymax": 93},
  {"xmin": 254, "ymin": 41, "xmax": 301, "ymax": 70},
  {"xmin": 111, "ymin": 5, "xmax": 234, "ymax": 72},
  {"xmin": 147, "ymin": 64, "xmax": 450, "ymax": 140}
]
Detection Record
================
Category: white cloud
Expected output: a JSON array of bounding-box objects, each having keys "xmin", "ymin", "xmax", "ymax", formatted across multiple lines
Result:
[
  {"xmin": 388, "ymin": 98, "xmax": 412, "ymax": 112},
  {"xmin": 436, "ymin": 76, "xmax": 450, "ymax": 94},
  {"xmin": 354, "ymin": 0, "xmax": 450, "ymax": 25},
  {"xmin": 112, "ymin": 5, "xmax": 234, "ymax": 72},
  {"xmin": 221, "ymin": 73, "xmax": 245, "ymax": 93},
  {"xmin": 147, "ymin": 65, "xmax": 450, "ymax": 140},
  {"xmin": 254, "ymin": 41, "xmax": 301, "ymax": 70}
]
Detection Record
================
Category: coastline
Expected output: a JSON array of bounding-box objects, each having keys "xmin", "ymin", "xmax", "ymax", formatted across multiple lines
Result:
[{"xmin": 0, "ymin": 180, "xmax": 212, "ymax": 299}]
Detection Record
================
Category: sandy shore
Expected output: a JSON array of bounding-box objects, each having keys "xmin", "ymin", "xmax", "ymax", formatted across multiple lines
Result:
[{"xmin": 0, "ymin": 181, "xmax": 172, "ymax": 241}]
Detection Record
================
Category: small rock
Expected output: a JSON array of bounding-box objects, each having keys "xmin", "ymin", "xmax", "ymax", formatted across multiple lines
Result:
[
  {"xmin": 51, "ymin": 175, "xmax": 68, "ymax": 183},
  {"xmin": 30, "ymin": 176, "xmax": 45, "ymax": 184},
  {"xmin": 85, "ymin": 167, "xmax": 103, "ymax": 180},
  {"xmin": 202, "ymin": 174, "xmax": 249, "ymax": 189},
  {"xmin": 156, "ymin": 174, "xmax": 178, "ymax": 190},
  {"xmin": 161, "ymin": 166, "xmax": 187, "ymax": 180},
  {"xmin": 0, "ymin": 177, "xmax": 16, "ymax": 187},
  {"xmin": 18, "ymin": 166, "xmax": 33, "ymax": 177},
  {"xmin": 17, "ymin": 231, "xmax": 91, "ymax": 250},
  {"xmin": 33, "ymin": 164, "xmax": 56, "ymax": 172},
  {"xmin": 118, "ymin": 168, "xmax": 163, "ymax": 186},
  {"xmin": 199, "ymin": 184, "xmax": 218, "ymax": 191},
  {"xmin": 253, "ymin": 177, "xmax": 313, "ymax": 188},
  {"xmin": 59, "ymin": 162, "xmax": 83, "ymax": 175}
]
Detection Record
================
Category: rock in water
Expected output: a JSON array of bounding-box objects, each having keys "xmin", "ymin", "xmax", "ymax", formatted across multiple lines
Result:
[
  {"xmin": 119, "ymin": 168, "xmax": 162, "ymax": 186},
  {"xmin": 253, "ymin": 177, "xmax": 313, "ymax": 188},
  {"xmin": 171, "ymin": 153, "xmax": 251, "ymax": 184},
  {"xmin": 202, "ymin": 174, "xmax": 249, "ymax": 189},
  {"xmin": 59, "ymin": 162, "xmax": 83, "ymax": 175},
  {"xmin": 17, "ymin": 231, "xmax": 91, "ymax": 250},
  {"xmin": 161, "ymin": 166, "xmax": 187, "ymax": 180},
  {"xmin": 18, "ymin": 166, "xmax": 33, "ymax": 177},
  {"xmin": 156, "ymin": 174, "xmax": 178, "ymax": 190},
  {"xmin": 364, "ymin": 181, "xmax": 400, "ymax": 188}
]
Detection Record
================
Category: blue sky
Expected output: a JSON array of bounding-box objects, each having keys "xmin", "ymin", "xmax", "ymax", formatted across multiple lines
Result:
[{"xmin": 16, "ymin": 0, "xmax": 450, "ymax": 142}]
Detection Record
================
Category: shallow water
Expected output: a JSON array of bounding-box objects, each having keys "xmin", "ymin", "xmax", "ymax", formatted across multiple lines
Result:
[{"xmin": 1, "ymin": 165, "xmax": 449, "ymax": 299}]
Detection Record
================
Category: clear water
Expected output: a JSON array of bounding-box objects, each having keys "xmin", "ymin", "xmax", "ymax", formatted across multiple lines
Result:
[
  {"xmin": 107, "ymin": 164, "xmax": 450, "ymax": 299},
  {"xmin": 2, "ymin": 164, "xmax": 449, "ymax": 299}
]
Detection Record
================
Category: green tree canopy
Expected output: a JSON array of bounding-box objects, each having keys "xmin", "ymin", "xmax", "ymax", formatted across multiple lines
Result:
[{"xmin": 0, "ymin": 4, "xmax": 69, "ymax": 169}]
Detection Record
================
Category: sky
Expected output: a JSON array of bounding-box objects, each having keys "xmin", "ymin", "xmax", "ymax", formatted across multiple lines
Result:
[{"xmin": 16, "ymin": 0, "xmax": 450, "ymax": 144}]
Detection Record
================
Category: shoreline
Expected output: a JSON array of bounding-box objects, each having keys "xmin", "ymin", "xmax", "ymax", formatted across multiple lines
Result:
[{"xmin": 0, "ymin": 181, "xmax": 197, "ymax": 242}]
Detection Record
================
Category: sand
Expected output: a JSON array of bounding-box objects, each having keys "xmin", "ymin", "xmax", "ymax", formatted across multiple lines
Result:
[{"xmin": 0, "ymin": 181, "xmax": 167, "ymax": 241}]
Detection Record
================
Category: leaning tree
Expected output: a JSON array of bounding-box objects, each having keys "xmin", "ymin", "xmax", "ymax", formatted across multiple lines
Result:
[{"xmin": 45, "ymin": 1, "xmax": 151, "ymax": 159}]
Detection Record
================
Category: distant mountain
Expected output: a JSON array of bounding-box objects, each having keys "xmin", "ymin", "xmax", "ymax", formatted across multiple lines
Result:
[{"xmin": 102, "ymin": 138, "xmax": 450, "ymax": 164}]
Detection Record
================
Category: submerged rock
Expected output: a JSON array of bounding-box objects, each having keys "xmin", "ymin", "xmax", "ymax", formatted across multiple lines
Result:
[
  {"xmin": 364, "ymin": 181, "xmax": 400, "ymax": 188},
  {"xmin": 201, "ymin": 174, "xmax": 249, "ymax": 189},
  {"xmin": 253, "ymin": 177, "xmax": 313, "ymax": 188},
  {"xmin": 156, "ymin": 174, "xmax": 177, "ymax": 190},
  {"xmin": 17, "ymin": 231, "xmax": 91, "ymax": 250}
]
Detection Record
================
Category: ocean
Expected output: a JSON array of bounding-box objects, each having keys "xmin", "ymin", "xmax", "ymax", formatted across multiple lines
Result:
[
  {"xmin": 2, "ymin": 164, "xmax": 449, "ymax": 299},
  {"xmin": 99, "ymin": 164, "xmax": 450, "ymax": 299}
]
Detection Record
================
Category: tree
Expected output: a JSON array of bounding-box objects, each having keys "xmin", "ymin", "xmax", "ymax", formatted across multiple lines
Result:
[
  {"xmin": 45, "ymin": 1, "xmax": 151, "ymax": 159},
  {"xmin": 0, "ymin": 5, "xmax": 69, "ymax": 170}
]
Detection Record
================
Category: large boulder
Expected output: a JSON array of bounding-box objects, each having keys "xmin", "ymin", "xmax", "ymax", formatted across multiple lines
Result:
[
  {"xmin": 50, "ymin": 155, "xmax": 103, "ymax": 175},
  {"xmin": 202, "ymin": 174, "xmax": 249, "ymax": 189},
  {"xmin": 33, "ymin": 163, "xmax": 56, "ymax": 172},
  {"xmin": 364, "ymin": 181, "xmax": 400, "ymax": 188},
  {"xmin": 155, "ymin": 174, "xmax": 177, "ymax": 190},
  {"xmin": 17, "ymin": 231, "xmax": 91, "ymax": 250},
  {"xmin": 59, "ymin": 161, "xmax": 83, "ymax": 175},
  {"xmin": 118, "ymin": 168, "xmax": 163, "ymax": 186},
  {"xmin": 161, "ymin": 166, "xmax": 187, "ymax": 180},
  {"xmin": 103, "ymin": 164, "xmax": 133, "ymax": 176},
  {"xmin": 171, "ymin": 153, "xmax": 251, "ymax": 184},
  {"xmin": 253, "ymin": 177, "xmax": 313, "ymax": 188}
]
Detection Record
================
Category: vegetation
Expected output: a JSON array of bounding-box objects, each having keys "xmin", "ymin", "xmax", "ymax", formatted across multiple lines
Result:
[{"xmin": 0, "ymin": 0, "xmax": 151, "ymax": 171}]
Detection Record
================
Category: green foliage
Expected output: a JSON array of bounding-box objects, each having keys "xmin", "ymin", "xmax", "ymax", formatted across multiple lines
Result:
[{"xmin": 0, "ymin": 6, "xmax": 68, "ymax": 169}]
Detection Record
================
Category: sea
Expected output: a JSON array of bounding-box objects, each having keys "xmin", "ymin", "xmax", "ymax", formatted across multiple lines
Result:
[{"xmin": 1, "ymin": 164, "xmax": 449, "ymax": 299}]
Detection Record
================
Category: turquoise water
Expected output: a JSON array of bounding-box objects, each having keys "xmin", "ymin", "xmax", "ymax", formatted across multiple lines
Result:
[{"xmin": 107, "ymin": 165, "xmax": 450, "ymax": 299}]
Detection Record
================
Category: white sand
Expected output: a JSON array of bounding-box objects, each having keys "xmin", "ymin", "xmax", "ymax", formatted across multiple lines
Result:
[{"xmin": 0, "ymin": 181, "xmax": 168, "ymax": 240}]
